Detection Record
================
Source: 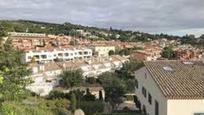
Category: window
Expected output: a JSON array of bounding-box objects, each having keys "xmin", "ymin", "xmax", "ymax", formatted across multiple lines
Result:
[
  {"xmin": 84, "ymin": 51, "xmax": 88, "ymax": 55},
  {"xmin": 79, "ymin": 52, "xmax": 83, "ymax": 55},
  {"xmin": 142, "ymin": 87, "xmax": 147, "ymax": 98},
  {"xmin": 46, "ymin": 80, "xmax": 52, "ymax": 83},
  {"xmin": 155, "ymin": 100, "xmax": 159, "ymax": 115},
  {"xmin": 34, "ymin": 55, "xmax": 40, "ymax": 59},
  {"xmin": 148, "ymin": 93, "xmax": 152, "ymax": 105},
  {"xmin": 41, "ymin": 55, "xmax": 47, "ymax": 59},
  {"xmin": 145, "ymin": 73, "xmax": 147, "ymax": 79},
  {"xmin": 58, "ymin": 53, "xmax": 63, "ymax": 57},
  {"xmin": 64, "ymin": 53, "xmax": 69, "ymax": 56},
  {"xmin": 135, "ymin": 79, "xmax": 139, "ymax": 89}
]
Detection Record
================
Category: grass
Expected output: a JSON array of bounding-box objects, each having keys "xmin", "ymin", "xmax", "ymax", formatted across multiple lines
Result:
[{"xmin": 96, "ymin": 110, "xmax": 142, "ymax": 115}]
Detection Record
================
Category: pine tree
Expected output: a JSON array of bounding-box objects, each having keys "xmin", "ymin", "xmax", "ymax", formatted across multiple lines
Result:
[{"xmin": 70, "ymin": 93, "xmax": 77, "ymax": 112}]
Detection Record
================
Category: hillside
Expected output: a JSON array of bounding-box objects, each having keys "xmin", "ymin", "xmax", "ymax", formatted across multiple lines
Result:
[{"xmin": 0, "ymin": 20, "xmax": 203, "ymax": 47}]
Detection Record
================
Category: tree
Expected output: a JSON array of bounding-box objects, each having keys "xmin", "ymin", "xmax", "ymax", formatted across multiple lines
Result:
[
  {"xmin": 83, "ymin": 88, "xmax": 96, "ymax": 101},
  {"xmin": 86, "ymin": 77, "xmax": 96, "ymax": 84},
  {"xmin": 60, "ymin": 69, "xmax": 83, "ymax": 88},
  {"xmin": 98, "ymin": 72, "xmax": 126, "ymax": 109},
  {"xmin": 77, "ymin": 101, "xmax": 104, "ymax": 115},
  {"xmin": 70, "ymin": 93, "xmax": 77, "ymax": 112},
  {"xmin": 0, "ymin": 98, "xmax": 71, "ymax": 115},
  {"xmin": 161, "ymin": 46, "xmax": 174, "ymax": 59},
  {"xmin": 117, "ymin": 60, "xmax": 144, "ymax": 80},
  {"xmin": 0, "ymin": 41, "xmax": 31, "ymax": 102},
  {"xmin": 69, "ymin": 39, "xmax": 79, "ymax": 46},
  {"xmin": 108, "ymin": 50, "xmax": 115, "ymax": 56},
  {"xmin": 133, "ymin": 95, "xmax": 141, "ymax": 111},
  {"xmin": 200, "ymin": 34, "xmax": 204, "ymax": 39}
]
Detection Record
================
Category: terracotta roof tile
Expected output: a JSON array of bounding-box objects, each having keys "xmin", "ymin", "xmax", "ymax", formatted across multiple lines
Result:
[{"xmin": 145, "ymin": 60, "xmax": 204, "ymax": 99}]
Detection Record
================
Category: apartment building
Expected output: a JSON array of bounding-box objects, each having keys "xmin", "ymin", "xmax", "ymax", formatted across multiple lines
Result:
[
  {"xmin": 27, "ymin": 55, "xmax": 128, "ymax": 96},
  {"xmin": 135, "ymin": 61, "xmax": 204, "ymax": 115},
  {"xmin": 21, "ymin": 48, "xmax": 93, "ymax": 64},
  {"xmin": 91, "ymin": 45, "xmax": 115, "ymax": 57},
  {"xmin": 8, "ymin": 32, "xmax": 46, "ymax": 37}
]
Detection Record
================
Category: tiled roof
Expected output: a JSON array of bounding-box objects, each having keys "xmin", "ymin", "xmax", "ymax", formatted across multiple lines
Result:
[{"xmin": 145, "ymin": 60, "xmax": 204, "ymax": 99}]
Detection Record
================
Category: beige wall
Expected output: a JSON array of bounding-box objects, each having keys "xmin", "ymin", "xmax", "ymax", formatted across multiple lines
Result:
[
  {"xmin": 167, "ymin": 99, "xmax": 204, "ymax": 115},
  {"xmin": 135, "ymin": 67, "xmax": 168, "ymax": 115},
  {"xmin": 135, "ymin": 67, "xmax": 204, "ymax": 115},
  {"xmin": 94, "ymin": 46, "xmax": 115, "ymax": 57}
]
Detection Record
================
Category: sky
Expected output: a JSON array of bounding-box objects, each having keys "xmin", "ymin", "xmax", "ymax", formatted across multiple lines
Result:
[{"xmin": 0, "ymin": 0, "xmax": 204, "ymax": 37}]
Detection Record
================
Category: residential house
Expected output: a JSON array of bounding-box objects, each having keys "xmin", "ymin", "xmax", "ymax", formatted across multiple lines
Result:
[
  {"xmin": 91, "ymin": 45, "xmax": 115, "ymax": 57},
  {"xmin": 27, "ymin": 55, "xmax": 128, "ymax": 96},
  {"xmin": 135, "ymin": 60, "xmax": 204, "ymax": 115},
  {"xmin": 21, "ymin": 47, "xmax": 93, "ymax": 64}
]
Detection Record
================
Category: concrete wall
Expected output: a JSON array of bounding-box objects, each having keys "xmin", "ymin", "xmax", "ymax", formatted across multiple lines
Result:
[
  {"xmin": 135, "ymin": 67, "xmax": 167, "ymax": 115},
  {"xmin": 167, "ymin": 99, "xmax": 204, "ymax": 115},
  {"xmin": 22, "ymin": 48, "xmax": 92, "ymax": 63},
  {"xmin": 93, "ymin": 46, "xmax": 115, "ymax": 57}
]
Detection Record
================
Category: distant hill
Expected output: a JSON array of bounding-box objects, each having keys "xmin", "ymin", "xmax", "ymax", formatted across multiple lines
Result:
[{"xmin": 0, "ymin": 20, "xmax": 203, "ymax": 47}]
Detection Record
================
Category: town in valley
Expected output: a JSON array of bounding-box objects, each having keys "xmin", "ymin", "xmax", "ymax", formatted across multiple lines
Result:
[{"xmin": 0, "ymin": 1, "xmax": 204, "ymax": 114}]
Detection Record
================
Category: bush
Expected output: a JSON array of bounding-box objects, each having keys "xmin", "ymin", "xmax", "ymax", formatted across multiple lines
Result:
[
  {"xmin": 78, "ymin": 101, "xmax": 104, "ymax": 115},
  {"xmin": 86, "ymin": 77, "xmax": 97, "ymax": 84},
  {"xmin": 48, "ymin": 90, "xmax": 69, "ymax": 99},
  {"xmin": 0, "ymin": 98, "xmax": 71, "ymax": 115},
  {"xmin": 60, "ymin": 69, "xmax": 83, "ymax": 88}
]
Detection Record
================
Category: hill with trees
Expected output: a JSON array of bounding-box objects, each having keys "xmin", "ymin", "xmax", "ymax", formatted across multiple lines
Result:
[{"xmin": 1, "ymin": 19, "xmax": 203, "ymax": 47}]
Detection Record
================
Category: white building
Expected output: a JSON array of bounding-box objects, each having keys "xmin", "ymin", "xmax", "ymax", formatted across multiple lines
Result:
[
  {"xmin": 135, "ymin": 60, "xmax": 204, "ymax": 115},
  {"xmin": 27, "ymin": 55, "xmax": 128, "ymax": 96},
  {"xmin": 26, "ymin": 62, "xmax": 62, "ymax": 96},
  {"xmin": 21, "ymin": 48, "xmax": 92, "ymax": 64},
  {"xmin": 8, "ymin": 32, "xmax": 46, "ymax": 37},
  {"xmin": 91, "ymin": 45, "xmax": 115, "ymax": 57}
]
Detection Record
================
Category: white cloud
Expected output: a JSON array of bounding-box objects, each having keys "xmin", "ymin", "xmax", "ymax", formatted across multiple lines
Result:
[{"xmin": 0, "ymin": 0, "xmax": 204, "ymax": 36}]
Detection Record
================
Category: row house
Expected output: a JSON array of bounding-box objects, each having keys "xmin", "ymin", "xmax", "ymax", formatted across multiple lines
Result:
[
  {"xmin": 27, "ymin": 55, "xmax": 128, "ymax": 96},
  {"xmin": 21, "ymin": 47, "xmax": 93, "ymax": 64}
]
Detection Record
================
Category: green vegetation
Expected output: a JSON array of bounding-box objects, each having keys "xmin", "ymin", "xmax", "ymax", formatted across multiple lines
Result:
[
  {"xmin": 59, "ymin": 69, "xmax": 84, "ymax": 88},
  {"xmin": 0, "ymin": 41, "xmax": 31, "ymax": 102},
  {"xmin": 1, "ymin": 20, "xmax": 204, "ymax": 47},
  {"xmin": 98, "ymin": 60, "xmax": 144, "ymax": 109},
  {"xmin": 78, "ymin": 101, "xmax": 104, "ymax": 115},
  {"xmin": 161, "ymin": 46, "xmax": 175, "ymax": 59},
  {"xmin": 117, "ymin": 60, "xmax": 144, "ymax": 92},
  {"xmin": 108, "ymin": 50, "xmax": 115, "ymax": 56},
  {"xmin": 98, "ymin": 72, "xmax": 126, "ymax": 109},
  {"xmin": 97, "ymin": 110, "xmax": 142, "ymax": 115},
  {"xmin": 48, "ymin": 88, "xmax": 104, "ymax": 115},
  {"xmin": 0, "ymin": 97, "xmax": 70, "ymax": 115},
  {"xmin": 0, "ymin": 43, "xmax": 143, "ymax": 114},
  {"xmin": 0, "ymin": 41, "xmax": 72, "ymax": 114},
  {"xmin": 70, "ymin": 93, "xmax": 77, "ymax": 112},
  {"xmin": 181, "ymin": 35, "xmax": 204, "ymax": 48}
]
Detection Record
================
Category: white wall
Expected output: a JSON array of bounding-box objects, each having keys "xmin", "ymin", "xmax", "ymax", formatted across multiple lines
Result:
[
  {"xmin": 93, "ymin": 46, "xmax": 115, "ymax": 57},
  {"xmin": 135, "ymin": 67, "xmax": 167, "ymax": 115},
  {"xmin": 22, "ymin": 48, "xmax": 92, "ymax": 63},
  {"xmin": 167, "ymin": 99, "xmax": 204, "ymax": 115}
]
